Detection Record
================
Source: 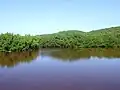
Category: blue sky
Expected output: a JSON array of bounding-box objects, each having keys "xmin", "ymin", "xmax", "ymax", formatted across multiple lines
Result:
[{"xmin": 0, "ymin": 0, "xmax": 120, "ymax": 35}]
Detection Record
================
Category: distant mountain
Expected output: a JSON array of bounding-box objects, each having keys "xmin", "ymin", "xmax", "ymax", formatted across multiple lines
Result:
[
  {"xmin": 89, "ymin": 26, "xmax": 120, "ymax": 35},
  {"xmin": 41, "ymin": 26, "xmax": 120, "ymax": 36}
]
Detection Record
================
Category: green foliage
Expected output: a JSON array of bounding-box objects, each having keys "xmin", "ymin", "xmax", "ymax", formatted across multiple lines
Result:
[
  {"xmin": 1, "ymin": 26, "xmax": 120, "ymax": 52},
  {"xmin": 0, "ymin": 33, "xmax": 41, "ymax": 52},
  {"xmin": 39, "ymin": 26, "xmax": 120, "ymax": 49}
]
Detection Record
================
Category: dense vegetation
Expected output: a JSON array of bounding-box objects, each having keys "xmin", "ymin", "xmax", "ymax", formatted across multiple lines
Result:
[
  {"xmin": 40, "ymin": 26, "xmax": 120, "ymax": 48},
  {"xmin": 1, "ymin": 26, "xmax": 120, "ymax": 52},
  {"xmin": 0, "ymin": 33, "xmax": 41, "ymax": 52}
]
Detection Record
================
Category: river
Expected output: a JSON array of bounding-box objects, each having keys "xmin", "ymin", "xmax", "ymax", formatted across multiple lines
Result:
[{"xmin": 0, "ymin": 48, "xmax": 120, "ymax": 90}]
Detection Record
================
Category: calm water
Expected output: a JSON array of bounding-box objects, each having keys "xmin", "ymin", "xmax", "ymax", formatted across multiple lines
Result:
[{"xmin": 0, "ymin": 48, "xmax": 120, "ymax": 90}]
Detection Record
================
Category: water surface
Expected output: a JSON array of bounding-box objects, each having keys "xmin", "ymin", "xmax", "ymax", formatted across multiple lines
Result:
[{"xmin": 0, "ymin": 48, "xmax": 120, "ymax": 90}]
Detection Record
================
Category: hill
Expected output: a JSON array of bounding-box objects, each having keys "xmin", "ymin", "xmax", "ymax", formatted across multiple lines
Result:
[
  {"xmin": 40, "ymin": 26, "xmax": 120, "ymax": 48},
  {"xmin": 89, "ymin": 26, "xmax": 120, "ymax": 35},
  {"xmin": 0, "ymin": 26, "xmax": 120, "ymax": 52}
]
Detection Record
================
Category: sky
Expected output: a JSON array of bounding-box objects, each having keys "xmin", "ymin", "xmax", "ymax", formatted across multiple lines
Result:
[{"xmin": 0, "ymin": 0, "xmax": 120, "ymax": 35}]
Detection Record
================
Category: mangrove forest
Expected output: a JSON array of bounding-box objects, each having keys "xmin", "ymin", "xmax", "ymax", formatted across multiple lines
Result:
[{"xmin": 1, "ymin": 26, "xmax": 120, "ymax": 52}]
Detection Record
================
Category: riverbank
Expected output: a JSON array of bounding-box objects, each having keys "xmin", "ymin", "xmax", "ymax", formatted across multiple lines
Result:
[
  {"xmin": 0, "ymin": 33, "xmax": 41, "ymax": 52},
  {"xmin": 0, "ymin": 26, "xmax": 120, "ymax": 52}
]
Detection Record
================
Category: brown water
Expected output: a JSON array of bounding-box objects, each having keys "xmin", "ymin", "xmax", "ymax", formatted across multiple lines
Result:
[{"xmin": 0, "ymin": 48, "xmax": 120, "ymax": 90}]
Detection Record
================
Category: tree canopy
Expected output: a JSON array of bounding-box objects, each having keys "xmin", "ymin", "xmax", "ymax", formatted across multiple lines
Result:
[{"xmin": 1, "ymin": 26, "xmax": 120, "ymax": 52}]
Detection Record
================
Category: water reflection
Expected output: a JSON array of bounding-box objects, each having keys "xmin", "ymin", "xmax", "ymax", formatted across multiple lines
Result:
[
  {"xmin": 0, "ymin": 50, "xmax": 39, "ymax": 68},
  {"xmin": 0, "ymin": 49, "xmax": 120, "ymax": 90},
  {"xmin": 1, "ymin": 48, "xmax": 120, "ymax": 68},
  {"xmin": 41, "ymin": 48, "xmax": 120, "ymax": 61}
]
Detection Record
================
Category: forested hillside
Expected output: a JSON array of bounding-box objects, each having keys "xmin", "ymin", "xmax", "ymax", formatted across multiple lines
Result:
[
  {"xmin": 0, "ymin": 26, "xmax": 120, "ymax": 52},
  {"xmin": 40, "ymin": 26, "xmax": 120, "ymax": 48}
]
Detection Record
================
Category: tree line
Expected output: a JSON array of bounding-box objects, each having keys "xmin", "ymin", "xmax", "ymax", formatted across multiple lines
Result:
[
  {"xmin": 0, "ymin": 33, "xmax": 41, "ymax": 52},
  {"xmin": 0, "ymin": 26, "xmax": 120, "ymax": 52}
]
